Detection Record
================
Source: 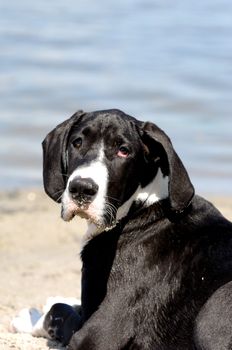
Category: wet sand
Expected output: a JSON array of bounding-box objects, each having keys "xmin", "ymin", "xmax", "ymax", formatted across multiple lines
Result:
[{"xmin": 0, "ymin": 190, "xmax": 231, "ymax": 349}]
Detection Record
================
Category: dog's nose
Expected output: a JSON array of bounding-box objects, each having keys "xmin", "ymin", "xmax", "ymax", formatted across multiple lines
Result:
[{"xmin": 69, "ymin": 177, "xmax": 99, "ymax": 202}]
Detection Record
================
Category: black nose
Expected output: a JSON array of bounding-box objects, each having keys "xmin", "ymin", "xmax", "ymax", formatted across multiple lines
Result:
[{"xmin": 69, "ymin": 177, "xmax": 99, "ymax": 202}]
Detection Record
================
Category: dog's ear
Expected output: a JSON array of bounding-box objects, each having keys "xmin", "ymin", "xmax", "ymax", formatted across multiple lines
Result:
[
  {"xmin": 42, "ymin": 110, "xmax": 85, "ymax": 202},
  {"xmin": 140, "ymin": 122, "xmax": 194, "ymax": 213}
]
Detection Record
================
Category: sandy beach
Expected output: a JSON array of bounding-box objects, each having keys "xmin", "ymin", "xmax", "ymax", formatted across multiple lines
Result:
[
  {"xmin": 0, "ymin": 190, "xmax": 231, "ymax": 349},
  {"xmin": 0, "ymin": 189, "xmax": 86, "ymax": 350}
]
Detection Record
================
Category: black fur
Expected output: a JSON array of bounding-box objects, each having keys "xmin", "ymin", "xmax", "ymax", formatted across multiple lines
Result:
[
  {"xmin": 44, "ymin": 303, "xmax": 82, "ymax": 345},
  {"xmin": 42, "ymin": 109, "xmax": 232, "ymax": 349}
]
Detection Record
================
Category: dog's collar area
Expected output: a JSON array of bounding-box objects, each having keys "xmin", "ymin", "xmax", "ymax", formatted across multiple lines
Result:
[
  {"xmin": 84, "ymin": 197, "xmax": 194, "ymax": 244},
  {"xmin": 124, "ymin": 197, "xmax": 194, "ymax": 225},
  {"xmin": 127, "ymin": 199, "xmax": 166, "ymax": 222}
]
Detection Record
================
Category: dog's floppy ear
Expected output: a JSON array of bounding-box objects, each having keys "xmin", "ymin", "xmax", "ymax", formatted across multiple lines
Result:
[
  {"xmin": 141, "ymin": 122, "xmax": 194, "ymax": 213},
  {"xmin": 42, "ymin": 110, "xmax": 85, "ymax": 202}
]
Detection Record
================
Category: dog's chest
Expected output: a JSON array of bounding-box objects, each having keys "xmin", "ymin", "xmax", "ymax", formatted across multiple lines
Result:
[
  {"xmin": 81, "ymin": 224, "xmax": 200, "ymax": 347},
  {"xmin": 81, "ymin": 220, "xmax": 178, "ymax": 308}
]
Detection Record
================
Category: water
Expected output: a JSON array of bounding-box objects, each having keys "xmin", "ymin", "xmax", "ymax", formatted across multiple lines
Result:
[{"xmin": 0, "ymin": 0, "xmax": 232, "ymax": 195}]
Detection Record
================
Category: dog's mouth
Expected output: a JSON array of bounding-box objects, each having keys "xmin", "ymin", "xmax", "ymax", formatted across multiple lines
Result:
[
  {"xmin": 61, "ymin": 203, "xmax": 90, "ymax": 220},
  {"xmin": 61, "ymin": 200, "xmax": 107, "ymax": 228}
]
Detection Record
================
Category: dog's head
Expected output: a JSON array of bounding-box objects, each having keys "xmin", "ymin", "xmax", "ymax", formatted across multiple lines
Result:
[{"xmin": 43, "ymin": 109, "xmax": 194, "ymax": 231}]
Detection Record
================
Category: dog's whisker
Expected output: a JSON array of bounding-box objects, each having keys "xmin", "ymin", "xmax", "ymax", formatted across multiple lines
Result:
[
  {"xmin": 60, "ymin": 173, "xmax": 69, "ymax": 178},
  {"xmin": 51, "ymin": 189, "xmax": 64, "ymax": 202},
  {"xmin": 105, "ymin": 195, "xmax": 121, "ymax": 204},
  {"xmin": 107, "ymin": 206, "xmax": 115, "ymax": 220},
  {"xmin": 105, "ymin": 200, "xmax": 118, "ymax": 212},
  {"xmin": 56, "ymin": 193, "xmax": 64, "ymax": 203},
  {"xmin": 104, "ymin": 201, "xmax": 118, "ymax": 226},
  {"xmin": 51, "ymin": 189, "xmax": 63, "ymax": 196}
]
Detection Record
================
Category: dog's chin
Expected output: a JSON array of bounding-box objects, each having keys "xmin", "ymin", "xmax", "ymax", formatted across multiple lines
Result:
[
  {"xmin": 62, "ymin": 207, "xmax": 91, "ymax": 221},
  {"xmin": 61, "ymin": 206, "xmax": 116, "ymax": 235},
  {"xmin": 61, "ymin": 205, "xmax": 105, "ymax": 227}
]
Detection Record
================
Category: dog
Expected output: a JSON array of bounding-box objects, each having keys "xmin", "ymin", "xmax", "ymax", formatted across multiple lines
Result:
[{"xmin": 22, "ymin": 109, "xmax": 232, "ymax": 349}]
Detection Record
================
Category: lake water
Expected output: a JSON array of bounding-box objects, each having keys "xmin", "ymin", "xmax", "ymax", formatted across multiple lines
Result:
[{"xmin": 0, "ymin": 0, "xmax": 232, "ymax": 195}]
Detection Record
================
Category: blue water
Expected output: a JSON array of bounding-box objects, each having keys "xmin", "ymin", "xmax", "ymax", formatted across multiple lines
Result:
[{"xmin": 0, "ymin": 0, "xmax": 232, "ymax": 195}]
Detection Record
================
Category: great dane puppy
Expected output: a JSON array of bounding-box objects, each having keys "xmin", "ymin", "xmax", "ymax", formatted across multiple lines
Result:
[{"xmin": 16, "ymin": 110, "xmax": 232, "ymax": 349}]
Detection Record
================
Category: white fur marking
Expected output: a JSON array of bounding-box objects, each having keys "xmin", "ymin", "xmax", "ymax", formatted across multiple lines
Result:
[
  {"xmin": 136, "ymin": 168, "xmax": 169, "ymax": 205},
  {"xmin": 61, "ymin": 144, "xmax": 108, "ymax": 228},
  {"xmin": 116, "ymin": 168, "xmax": 169, "ymax": 221}
]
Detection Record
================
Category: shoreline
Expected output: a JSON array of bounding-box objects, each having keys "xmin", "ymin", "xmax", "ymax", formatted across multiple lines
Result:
[{"xmin": 0, "ymin": 190, "xmax": 231, "ymax": 349}]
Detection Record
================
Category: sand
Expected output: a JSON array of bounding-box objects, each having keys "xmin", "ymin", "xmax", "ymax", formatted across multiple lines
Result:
[
  {"xmin": 0, "ymin": 190, "xmax": 87, "ymax": 349},
  {"xmin": 0, "ymin": 190, "xmax": 231, "ymax": 349}
]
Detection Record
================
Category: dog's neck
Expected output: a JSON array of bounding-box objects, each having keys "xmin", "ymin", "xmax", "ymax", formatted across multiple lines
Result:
[
  {"xmin": 117, "ymin": 168, "xmax": 169, "ymax": 221},
  {"xmin": 81, "ymin": 168, "xmax": 169, "ymax": 247}
]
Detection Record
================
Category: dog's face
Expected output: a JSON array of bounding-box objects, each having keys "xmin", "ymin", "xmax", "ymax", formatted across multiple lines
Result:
[
  {"xmin": 43, "ymin": 109, "xmax": 194, "ymax": 232},
  {"xmin": 61, "ymin": 112, "xmax": 157, "ymax": 227}
]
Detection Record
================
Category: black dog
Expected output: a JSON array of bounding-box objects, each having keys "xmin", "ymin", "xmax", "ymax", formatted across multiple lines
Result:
[{"xmin": 42, "ymin": 109, "xmax": 232, "ymax": 349}]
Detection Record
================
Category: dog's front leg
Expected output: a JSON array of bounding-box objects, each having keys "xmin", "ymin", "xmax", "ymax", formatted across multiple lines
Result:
[
  {"xmin": 68, "ymin": 324, "xmax": 124, "ymax": 350},
  {"xmin": 67, "ymin": 305, "xmax": 131, "ymax": 350},
  {"xmin": 68, "ymin": 325, "xmax": 102, "ymax": 350}
]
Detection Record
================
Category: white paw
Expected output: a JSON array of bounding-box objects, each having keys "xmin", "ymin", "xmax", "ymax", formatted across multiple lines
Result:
[{"xmin": 11, "ymin": 308, "xmax": 42, "ymax": 334}]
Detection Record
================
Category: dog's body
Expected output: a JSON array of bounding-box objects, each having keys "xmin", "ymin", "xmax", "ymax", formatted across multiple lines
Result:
[{"xmin": 40, "ymin": 109, "xmax": 232, "ymax": 349}]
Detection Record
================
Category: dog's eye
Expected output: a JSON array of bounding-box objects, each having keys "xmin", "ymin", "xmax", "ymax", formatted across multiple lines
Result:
[
  {"xmin": 117, "ymin": 146, "xmax": 130, "ymax": 158},
  {"xmin": 72, "ymin": 137, "xmax": 82, "ymax": 149}
]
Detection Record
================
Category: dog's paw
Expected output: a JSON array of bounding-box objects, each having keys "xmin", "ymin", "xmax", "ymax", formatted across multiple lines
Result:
[
  {"xmin": 11, "ymin": 308, "xmax": 42, "ymax": 334},
  {"xmin": 44, "ymin": 303, "xmax": 82, "ymax": 345},
  {"xmin": 11, "ymin": 297, "xmax": 81, "ymax": 341}
]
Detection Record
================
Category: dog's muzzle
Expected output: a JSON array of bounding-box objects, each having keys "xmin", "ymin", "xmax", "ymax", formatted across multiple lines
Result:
[
  {"xmin": 68, "ymin": 176, "xmax": 99, "ymax": 208},
  {"xmin": 61, "ymin": 155, "xmax": 108, "ymax": 225}
]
